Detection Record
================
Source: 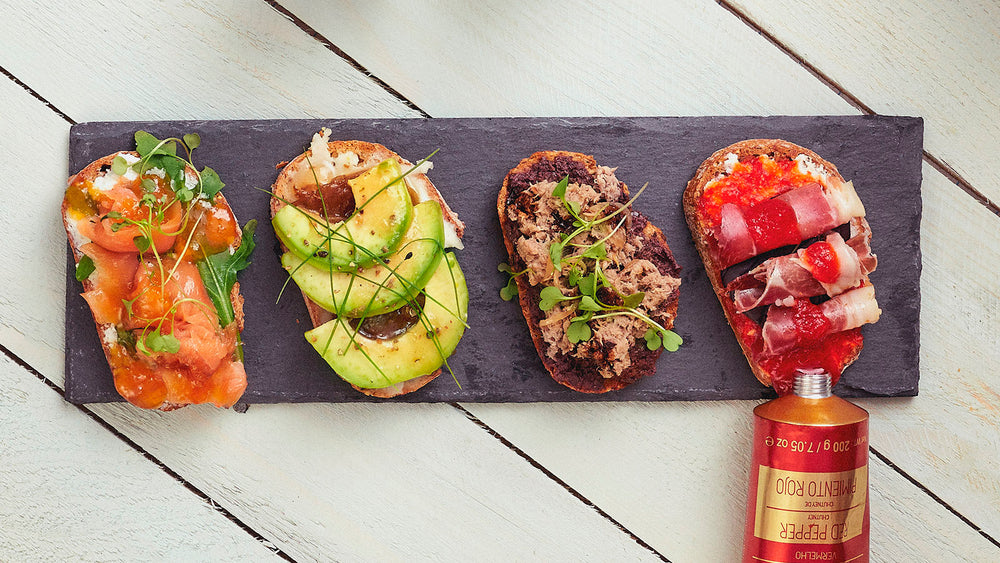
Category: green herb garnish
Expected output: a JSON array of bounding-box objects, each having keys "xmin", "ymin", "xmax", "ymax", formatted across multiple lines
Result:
[
  {"xmin": 197, "ymin": 219, "xmax": 257, "ymax": 329},
  {"xmin": 498, "ymin": 262, "xmax": 526, "ymax": 301},
  {"xmin": 75, "ymin": 255, "xmax": 96, "ymax": 281},
  {"xmin": 502, "ymin": 174, "xmax": 682, "ymax": 352}
]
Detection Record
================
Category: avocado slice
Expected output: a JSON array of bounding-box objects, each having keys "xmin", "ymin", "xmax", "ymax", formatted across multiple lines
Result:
[
  {"xmin": 273, "ymin": 159, "xmax": 412, "ymax": 269},
  {"xmin": 283, "ymin": 200, "xmax": 445, "ymax": 317},
  {"xmin": 305, "ymin": 252, "xmax": 468, "ymax": 389}
]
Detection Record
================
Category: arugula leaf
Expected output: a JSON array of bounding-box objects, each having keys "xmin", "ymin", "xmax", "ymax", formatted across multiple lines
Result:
[
  {"xmin": 134, "ymin": 131, "xmax": 177, "ymax": 158},
  {"xmin": 581, "ymin": 241, "xmax": 606, "ymax": 260},
  {"xmin": 199, "ymin": 167, "xmax": 225, "ymax": 199},
  {"xmin": 133, "ymin": 235, "xmax": 151, "ymax": 253},
  {"xmin": 643, "ymin": 328, "xmax": 683, "ymax": 351},
  {"xmin": 135, "ymin": 131, "xmax": 160, "ymax": 156},
  {"xmin": 567, "ymin": 265, "xmax": 582, "ymax": 287},
  {"xmin": 75, "ymin": 255, "xmax": 95, "ymax": 281},
  {"xmin": 548, "ymin": 239, "xmax": 564, "ymax": 269},
  {"xmin": 567, "ymin": 200, "xmax": 581, "ymax": 217},
  {"xmin": 498, "ymin": 262, "xmax": 513, "ymax": 274},
  {"xmin": 196, "ymin": 220, "xmax": 257, "ymax": 328},
  {"xmin": 538, "ymin": 286, "xmax": 565, "ymax": 311},
  {"xmin": 576, "ymin": 273, "xmax": 597, "ymax": 297},
  {"xmin": 143, "ymin": 329, "xmax": 181, "ymax": 355},
  {"xmin": 162, "ymin": 154, "xmax": 184, "ymax": 183}
]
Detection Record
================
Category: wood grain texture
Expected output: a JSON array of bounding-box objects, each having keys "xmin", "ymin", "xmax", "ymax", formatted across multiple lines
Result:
[
  {"xmin": 469, "ymin": 400, "xmax": 1000, "ymax": 562},
  {"xmin": 0, "ymin": 76, "xmax": 73, "ymax": 379},
  {"xmin": 279, "ymin": 0, "xmax": 859, "ymax": 117},
  {"xmin": 727, "ymin": 0, "xmax": 1000, "ymax": 203},
  {"xmin": 82, "ymin": 401, "xmax": 662, "ymax": 561},
  {"xmin": 0, "ymin": 355, "xmax": 279, "ymax": 562},
  {"xmin": 279, "ymin": 0, "xmax": 1000, "ymax": 553},
  {"xmin": 856, "ymin": 162, "xmax": 1000, "ymax": 535},
  {"xmin": 0, "ymin": 0, "xmax": 417, "ymax": 121},
  {"xmin": 1, "ymin": 0, "xmax": 998, "ymax": 559}
]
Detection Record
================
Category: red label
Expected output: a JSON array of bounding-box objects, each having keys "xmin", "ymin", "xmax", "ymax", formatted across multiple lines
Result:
[{"xmin": 743, "ymin": 416, "xmax": 869, "ymax": 563}]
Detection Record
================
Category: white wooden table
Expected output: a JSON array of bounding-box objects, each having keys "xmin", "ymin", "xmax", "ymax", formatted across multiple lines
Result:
[{"xmin": 2, "ymin": 1, "xmax": 998, "ymax": 561}]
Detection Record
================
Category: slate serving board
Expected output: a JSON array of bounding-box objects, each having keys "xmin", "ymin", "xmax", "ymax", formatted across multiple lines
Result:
[{"xmin": 65, "ymin": 116, "xmax": 922, "ymax": 404}]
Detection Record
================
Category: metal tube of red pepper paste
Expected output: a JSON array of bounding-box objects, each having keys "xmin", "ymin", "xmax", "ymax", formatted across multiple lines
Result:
[{"xmin": 743, "ymin": 369, "xmax": 870, "ymax": 563}]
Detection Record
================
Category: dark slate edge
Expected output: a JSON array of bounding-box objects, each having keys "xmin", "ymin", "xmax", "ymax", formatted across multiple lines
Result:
[{"xmin": 63, "ymin": 116, "xmax": 923, "ymax": 404}]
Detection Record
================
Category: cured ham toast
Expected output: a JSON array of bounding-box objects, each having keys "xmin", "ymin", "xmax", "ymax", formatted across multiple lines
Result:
[
  {"xmin": 63, "ymin": 139, "xmax": 252, "ymax": 411},
  {"xmin": 271, "ymin": 129, "xmax": 467, "ymax": 398},
  {"xmin": 498, "ymin": 151, "xmax": 681, "ymax": 393},
  {"xmin": 683, "ymin": 139, "xmax": 880, "ymax": 394}
]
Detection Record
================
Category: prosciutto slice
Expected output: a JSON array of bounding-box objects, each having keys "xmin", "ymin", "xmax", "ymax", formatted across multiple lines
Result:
[
  {"xmin": 762, "ymin": 285, "xmax": 881, "ymax": 356},
  {"xmin": 717, "ymin": 180, "xmax": 866, "ymax": 267},
  {"xmin": 730, "ymin": 229, "xmax": 876, "ymax": 312}
]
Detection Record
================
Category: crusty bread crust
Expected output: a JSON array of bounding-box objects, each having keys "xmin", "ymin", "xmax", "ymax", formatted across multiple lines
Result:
[
  {"xmin": 270, "ymin": 139, "xmax": 460, "ymax": 398},
  {"xmin": 499, "ymin": 151, "xmax": 680, "ymax": 393},
  {"xmin": 682, "ymin": 139, "xmax": 863, "ymax": 388},
  {"xmin": 63, "ymin": 152, "xmax": 246, "ymax": 411}
]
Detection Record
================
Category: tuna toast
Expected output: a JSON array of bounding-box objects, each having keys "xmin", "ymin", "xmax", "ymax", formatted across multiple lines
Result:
[{"xmin": 498, "ymin": 151, "xmax": 681, "ymax": 393}]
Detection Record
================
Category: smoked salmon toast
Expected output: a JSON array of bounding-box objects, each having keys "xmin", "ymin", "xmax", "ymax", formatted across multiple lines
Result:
[{"xmin": 63, "ymin": 131, "xmax": 255, "ymax": 410}]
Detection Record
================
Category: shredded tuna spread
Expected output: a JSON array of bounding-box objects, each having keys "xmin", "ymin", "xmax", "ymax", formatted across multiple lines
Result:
[{"xmin": 508, "ymin": 167, "xmax": 680, "ymax": 379}]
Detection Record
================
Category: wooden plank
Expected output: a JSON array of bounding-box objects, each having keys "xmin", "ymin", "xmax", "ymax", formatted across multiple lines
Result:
[
  {"xmin": 0, "ymin": 76, "xmax": 74, "ymax": 379},
  {"xmin": 83, "ymin": 401, "xmax": 663, "ymax": 561},
  {"xmin": 468, "ymin": 397, "xmax": 1000, "ymax": 562},
  {"xmin": 0, "ymin": 354, "xmax": 279, "ymax": 561},
  {"xmin": 856, "ymin": 160, "xmax": 1000, "ymax": 534},
  {"xmin": 1, "ymin": 0, "xmax": 996, "ymax": 559},
  {"xmin": 0, "ymin": 0, "xmax": 417, "ymax": 121},
  {"xmin": 726, "ymin": 0, "xmax": 1000, "ymax": 203},
  {"xmin": 280, "ymin": 0, "xmax": 858, "ymax": 117}
]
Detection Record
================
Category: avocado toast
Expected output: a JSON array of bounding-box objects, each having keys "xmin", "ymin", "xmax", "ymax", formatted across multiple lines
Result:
[{"xmin": 271, "ymin": 129, "xmax": 468, "ymax": 397}]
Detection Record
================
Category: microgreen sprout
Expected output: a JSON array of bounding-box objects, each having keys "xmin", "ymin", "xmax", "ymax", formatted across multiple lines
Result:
[
  {"xmin": 498, "ymin": 262, "xmax": 527, "ymax": 301},
  {"xmin": 90, "ymin": 131, "xmax": 251, "ymax": 365},
  {"xmin": 501, "ymin": 174, "xmax": 681, "ymax": 352}
]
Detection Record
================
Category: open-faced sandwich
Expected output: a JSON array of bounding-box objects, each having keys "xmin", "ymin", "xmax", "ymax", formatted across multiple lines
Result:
[
  {"xmin": 271, "ymin": 128, "xmax": 468, "ymax": 398},
  {"xmin": 498, "ymin": 151, "xmax": 682, "ymax": 393},
  {"xmin": 684, "ymin": 139, "xmax": 880, "ymax": 395},
  {"xmin": 62, "ymin": 132, "xmax": 255, "ymax": 410}
]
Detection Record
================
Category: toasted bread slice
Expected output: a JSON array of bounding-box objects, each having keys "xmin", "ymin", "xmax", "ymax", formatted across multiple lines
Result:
[
  {"xmin": 271, "ymin": 133, "xmax": 463, "ymax": 398},
  {"xmin": 683, "ymin": 139, "xmax": 874, "ymax": 391},
  {"xmin": 63, "ymin": 151, "xmax": 247, "ymax": 410},
  {"xmin": 499, "ymin": 151, "xmax": 681, "ymax": 393}
]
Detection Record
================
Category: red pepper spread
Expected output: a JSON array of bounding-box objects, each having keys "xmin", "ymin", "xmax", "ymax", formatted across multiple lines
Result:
[{"xmin": 697, "ymin": 155, "xmax": 862, "ymax": 395}]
